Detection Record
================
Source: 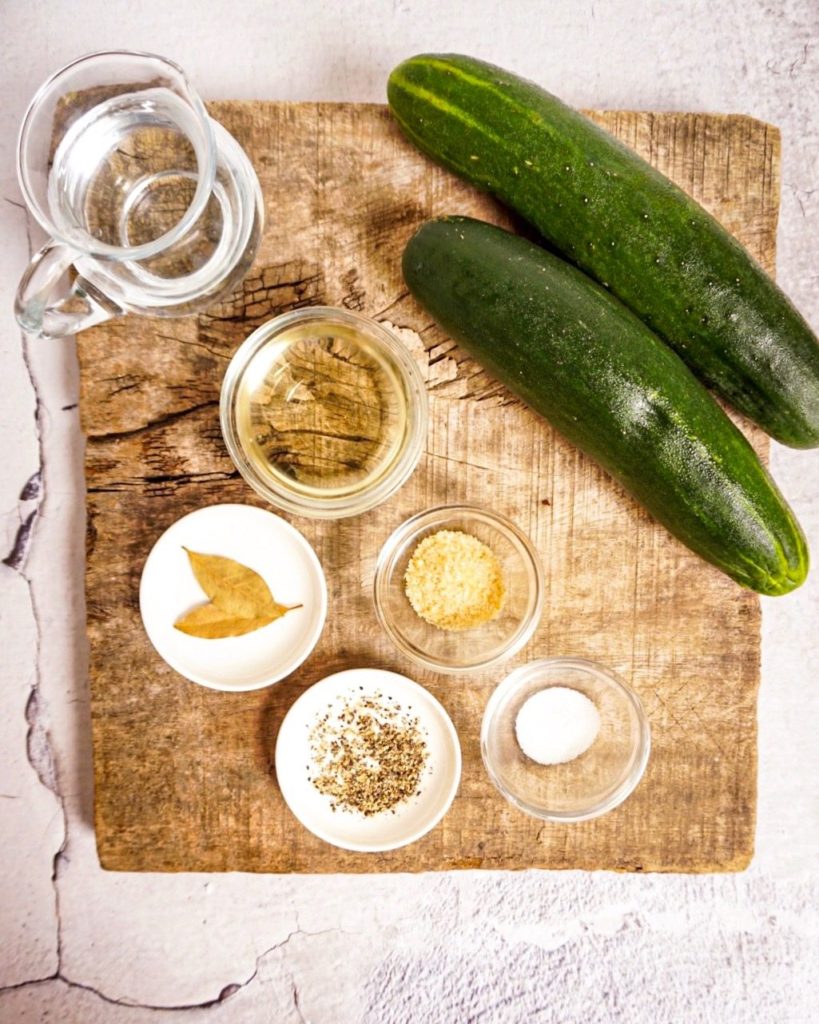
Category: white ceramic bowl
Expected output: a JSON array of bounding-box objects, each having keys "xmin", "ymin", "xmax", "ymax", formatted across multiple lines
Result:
[
  {"xmin": 139, "ymin": 503, "xmax": 327, "ymax": 691},
  {"xmin": 275, "ymin": 667, "xmax": 461, "ymax": 851}
]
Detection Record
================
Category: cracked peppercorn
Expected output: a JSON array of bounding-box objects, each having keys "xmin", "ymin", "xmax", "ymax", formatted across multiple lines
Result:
[{"xmin": 308, "ymin": 693, "xmax": 428, "ymax": 816}]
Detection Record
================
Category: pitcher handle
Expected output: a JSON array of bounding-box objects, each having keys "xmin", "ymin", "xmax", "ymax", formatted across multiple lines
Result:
[{"xmin": 15, "ymin": 241, "xmax": 121, "ymax": 340}]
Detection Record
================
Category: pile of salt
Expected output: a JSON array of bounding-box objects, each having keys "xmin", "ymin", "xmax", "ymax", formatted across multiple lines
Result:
[{"xmin": 514, "ymin": 686, "xmax": 601, "ymax": 765}]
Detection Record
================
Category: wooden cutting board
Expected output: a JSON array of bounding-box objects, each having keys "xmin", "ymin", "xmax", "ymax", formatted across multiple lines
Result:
[{"xmin": 80, "ymin": 101, "xmax": 779, "ymax": 872}]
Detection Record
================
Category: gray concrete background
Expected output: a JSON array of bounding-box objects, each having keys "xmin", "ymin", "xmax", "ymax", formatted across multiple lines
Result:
[{"xmin": 1, "ymin": 1, "xmax": 817, "ymax": 1020}]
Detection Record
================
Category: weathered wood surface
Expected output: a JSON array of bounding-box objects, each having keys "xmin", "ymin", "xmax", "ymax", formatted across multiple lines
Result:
[{"xmin": 79, "ymin": 102, "xmax": 780, "ymax": 872}]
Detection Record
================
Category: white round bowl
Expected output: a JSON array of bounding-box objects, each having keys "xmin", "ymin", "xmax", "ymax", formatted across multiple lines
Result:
[
  {"xmin": 139, "ymin": 503, "xmax": 327, "ymax": 691},
  {"xmin": 275, "ymin": 667, "xmax": 461, "ymax": 851}
]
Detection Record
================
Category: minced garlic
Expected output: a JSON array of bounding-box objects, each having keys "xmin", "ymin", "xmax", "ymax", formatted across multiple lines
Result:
[{"xmin": 404, "ymin": 529, "xmax": 505, "ymax": 631}]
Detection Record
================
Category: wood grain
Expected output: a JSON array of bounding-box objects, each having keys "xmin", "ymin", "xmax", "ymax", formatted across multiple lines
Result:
[{"xmin": 79, "ymin": 102, "xmax": 780, "ymax": 872}]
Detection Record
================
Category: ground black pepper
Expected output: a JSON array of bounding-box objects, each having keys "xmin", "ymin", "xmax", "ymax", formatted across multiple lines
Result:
[{"xmin": 308, "ymin": 692, "xmax": 427, "ymax": 816}]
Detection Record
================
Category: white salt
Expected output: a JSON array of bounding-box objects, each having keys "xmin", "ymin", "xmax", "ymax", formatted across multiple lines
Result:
[{"xmin": 514, "ymin": 686, "xmax": 601, "ymax": 765}]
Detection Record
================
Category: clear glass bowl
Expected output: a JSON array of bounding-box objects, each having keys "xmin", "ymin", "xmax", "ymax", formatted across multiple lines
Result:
[
  {"xmin": 373, "ymin": 505, "xmax": 545, "ymax": 674},
  {"xmin": 481, "ymin": 657, "xmax": 650, "ymax": 822},
  {"xmin": 220, "ymin": 307, "xmax": 428, "ymax": 518}
]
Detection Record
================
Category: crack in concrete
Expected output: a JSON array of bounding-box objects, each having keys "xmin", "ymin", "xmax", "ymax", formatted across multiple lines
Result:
[
  {"xmin": 14, "ymin": 238, "xmax": 70, "ymax": 991},
  {"xmin": 2, "ymin": 508, "xmax": 37, "ymax": 571},
  {"xmin": 0, "ymin": 973, "xmax": 244, "ymax": 1012},
  {"xmin": 25, "ymin": 689, "xmax": 59, "ymax": 794},
  {"xmin": 20, "ymin": 409, "xmax": 68, "ymax": 995},
  {"xmin": 3, "ymin": 470, "xmax": 42, "ymax": 570},
  {"xmin": 19, "ymin": 469, "xmax": 42, "ymax": 502},
  {"xmin": 291, "ymin": 980, "xmax": 307, "ymax": 1024},
  {"xmin": 0, "ymin": 926, "xmax": 348, "ymax": 1012},
  {"xmin": 785, "ymin": 182, "xmax": 814, "ymax": 219}
]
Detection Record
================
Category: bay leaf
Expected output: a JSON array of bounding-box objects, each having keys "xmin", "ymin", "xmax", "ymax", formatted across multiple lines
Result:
[
  {"xmin": 174, "ymin": 548, "xmax": 301, "ymax": 639},
  {"xmin": 174, "ymin": 603, "xmax": 291, "ymax": 639},
  {"xmin": 182, "ymin": 547, "xmax": 274, "ymax": 619}
]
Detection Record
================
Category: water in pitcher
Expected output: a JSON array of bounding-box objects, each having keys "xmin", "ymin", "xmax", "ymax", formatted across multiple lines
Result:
[{"xmin": 47, "ymin": 88, "xmax": 260, "ymax": 309}]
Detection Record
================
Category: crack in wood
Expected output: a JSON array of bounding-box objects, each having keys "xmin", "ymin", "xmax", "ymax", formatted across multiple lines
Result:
[
  {"xmin": 88, "ymin": 469, "xmax": 240, "ymax": 493},
  {"xmin": 86, "ymin": 399, "xmax": 220, "ymax": 444}
]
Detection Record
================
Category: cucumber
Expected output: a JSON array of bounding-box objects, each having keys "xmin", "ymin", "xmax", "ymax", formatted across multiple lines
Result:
[
  {"xmin": 402, "ymin": 216, "xmax": 808, "ymax": 595},
  {"xmin": 388, "ymin": 53, "xmax": 819, "ymax": 449}
]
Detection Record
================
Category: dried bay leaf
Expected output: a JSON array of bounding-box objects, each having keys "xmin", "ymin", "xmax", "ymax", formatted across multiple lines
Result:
[
  {"xmin": 174, "ymin": 548, "xmax": 301, "ymax": 639},
  {"xmin": 174, "ymin": 603, "xmax": 287, "ymax": 639},
  {"xmin": 182, "ymin": 548, "xmax": 273, "ymax": 618}
]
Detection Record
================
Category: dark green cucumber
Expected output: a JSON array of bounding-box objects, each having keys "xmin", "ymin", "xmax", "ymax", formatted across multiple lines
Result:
[
  {"xmin": 403, "ymin": 216, "xmax": 808, "ymax": 595},
  {"xmin": 388, "ymin": 53, "xmax": 819, "ymax": 449}
]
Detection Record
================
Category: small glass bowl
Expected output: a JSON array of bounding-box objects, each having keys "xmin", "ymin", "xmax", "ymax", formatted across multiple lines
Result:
[
  {"xmin": 220, "ymin": 307, "xmax": 428, "ymax": 519},
  {"xmin": 481, "ymin": 658, "xmax": 650, "ymax": 822},
  {"xmin": 373, "ymin": 505, "xmax": 545, "ymax": 674}
]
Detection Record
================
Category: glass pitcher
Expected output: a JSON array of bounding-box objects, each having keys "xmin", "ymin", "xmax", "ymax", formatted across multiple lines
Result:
[{"xmin": 15, "ymin": 50, "xmax": 264, "ymax": 340}]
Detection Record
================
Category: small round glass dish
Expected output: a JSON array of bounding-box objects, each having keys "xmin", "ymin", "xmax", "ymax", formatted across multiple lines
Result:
[
  {"xmin": 220, "ymin": 307, "xmax": 428, "ymax": 519},
  {"xmin": 373, "ymin": 505, "xmax": 544, "ymax": 674},
  {"xmin": 481, "ymin": 657, "xmax": 651, "ymax": 822}
]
